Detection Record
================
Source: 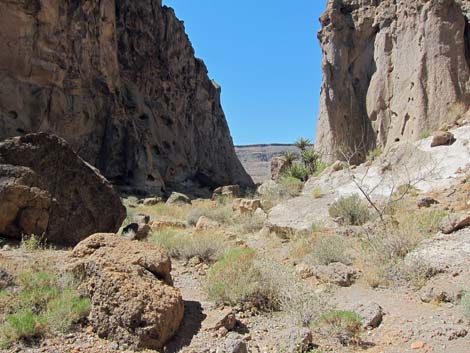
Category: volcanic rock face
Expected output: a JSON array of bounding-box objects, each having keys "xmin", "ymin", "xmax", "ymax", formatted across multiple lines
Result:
[
  {"xmin": 316, "ymin": 0, "xmax": 470, "ymax": 162},
  {"xmin": 0, "ymin": 133, "xmax": 126, "ymax": 245},
  {"xmin": 0, "ymin": 0, "xmax": 253, "ymax": 194}
]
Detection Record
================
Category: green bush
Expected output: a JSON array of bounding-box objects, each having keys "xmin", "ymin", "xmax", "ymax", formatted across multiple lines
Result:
[
  {"xmin": 0, "ymin": 271, "xmax": 90, "ymax": 348},
  {"xmin": 311, "ymin": 234, "xmax": 350, "ymax": 266},
  {"xmin": 328, "ymin": 194, "xmax": 372, "ymax": 226},
  {"xmin": 461, "ymin": 291, "xmax": 470, "ymax": 320},
  {"xmin": 278, "ymin": 175, "xmax": 304, "ymax": 197},
  {"xmin": 286, "ymin": 164, "xmax": 310, "ymax": 181},
  {"xmin": 318, "ymin": 310, "xmax": 363, "ymax": 345},
  {"xmin": 151, "ymin": 229, "xmax": 226, "ymax": 262},
  {"xmin": 206, "ymin": 248, "xmax": 262, "ymax": 306},
  {"xmin": 366, "ymin": 148, "xmax": 383, "ymax": 161}
]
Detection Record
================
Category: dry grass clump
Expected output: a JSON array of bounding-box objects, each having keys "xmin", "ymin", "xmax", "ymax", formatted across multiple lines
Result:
[
  {"xmin": 310, "ymin": 234, "xmax": 351, "ymax": 266},
  {"xmin": 317, "ymin": 310, "xmax": 363, "ymax": 346},
  {"xmin": 328, "ymin": 194, "xmax": 372, "ymax": 226},
  {"xmin": 0, "ymin": 271, "xmax": 90, "ymax": 348},
  {"xmin": 205, "ymin": 249, "xmax": 324, "ymax": 324},
  {"xmin": 278, "ymin": 176, "xmax": 304, "ymax": 197},
  {"xmin": 20, "ymin": 234, "xmax": 46, "ymax": 252},
  {"xmin": 357, "ymin": 209, "xmax": 447, "ymax": 288},
  {"xmin": 151, "ymin": 229, "xmax": 226, "ymax": 263},
  {"xmin": 461, "ymin": 291, "xmax": 470, "ymax": 320},
  {"xmin": 186, "ymin": 204, "xmax": 234, "ymax": 226}
]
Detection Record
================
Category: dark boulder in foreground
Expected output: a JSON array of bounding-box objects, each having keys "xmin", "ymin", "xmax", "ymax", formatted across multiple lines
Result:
[{"xmin": 0, "ymin": 133, "xmax": 126, "ymax": 245}]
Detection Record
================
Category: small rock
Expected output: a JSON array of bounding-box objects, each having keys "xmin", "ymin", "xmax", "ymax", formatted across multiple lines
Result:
[
  {"xmin": 166, "ymin": 192, "xmax": 192, "ymax": 205},
  {"xmin": 312, "ymin": 262, "xmax": 359, "ymax": 287},
  {"xmin": 295, "ymin": 263, "xmax": 315, "ymax": 279},
  {"xmin": 411, "ymin": 341, "xmax": 426, "ymax": 350},
  {"xmin": 354, "ymin": 302, "xmax": 384, "ymax": 329},
  {"xmin": 431, "ymin": 131, "xmax": 455, "ymax": 148},
  {"xmin": 277, "ymin": 327, "xmax": 314, "ymax": 353},
  {"xmin": 196, "ymin": 216, "xmax": 221, "ymax": 231},
  {"xmin": 218, "ymin": 339, "xmax": 248, "ymax": 353},
  {"xmin": 417, "ymin": 196, "xmax": 439, "ymax": 208},
  {"xmin": 0, "ymin": 268, "xmax": 13, "ymax": 289},
  {"xmin": 271, "ymin": 156, "xmax": 290, "ymax": 180},
  {"xmin": 212, "ymin": 185, "xmax": 240, "ymax": 200},
  {"xmin": 233, "ymin": 198, "xmax": 261, "ymax": 214},
  {"xmin": 150, "ymin": 220, "xmax": 187, "ymax": 230},
  {"xmin": 143, "ymin": 197, "xmax": 163, "ymax": 206}
]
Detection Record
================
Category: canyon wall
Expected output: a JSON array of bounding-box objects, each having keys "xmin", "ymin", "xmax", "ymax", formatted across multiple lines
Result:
[
  {"xmin": 316, "ymin": 0, "xmax": 470, "ymax": 162},
  {"xmin": 0, "ymin": 0, "xmax": 253, "ymax": 195}
]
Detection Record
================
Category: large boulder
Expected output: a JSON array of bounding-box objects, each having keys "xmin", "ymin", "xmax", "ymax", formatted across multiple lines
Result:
[
  {"xmin": 0, "ymin": 133, "xmax": 125, "ymax": 245},
  {"xmin": 68, "ymin": 233, "xmax": 184, "ymax": 350}
]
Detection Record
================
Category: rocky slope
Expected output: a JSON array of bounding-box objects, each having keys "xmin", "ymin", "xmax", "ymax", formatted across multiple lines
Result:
[
  {"xmin": 0, "ymin": 0, "xmax": 253, "ymax": 195},
  {"xmin": 235, "ymin": 144, "xmax": 300, "ymax": 183},
  {"xmin": 316, "ymin": 0, "xmax": 470, "ymax": 162}
]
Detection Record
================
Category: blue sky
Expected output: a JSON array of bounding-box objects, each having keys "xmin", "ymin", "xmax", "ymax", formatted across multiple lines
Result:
[{"xmin": 163, "ymin": 0, "xmax": 326, "ymax": 145}]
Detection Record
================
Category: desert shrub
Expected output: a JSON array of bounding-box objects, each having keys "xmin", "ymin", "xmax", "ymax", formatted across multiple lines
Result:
[
  {"xmin": 312, "ymin": 161, "xmax": 329, "ymax": 177},
  {"xmin": 286, "ymin": 163, "xmax": 310, "ymax": 181},
  {"xmin": 278, "ymin": 175, "xmax": 304, "ymax": 197},
  {"xmin": 328, "ymin": 194, "xmax": 372, "ymax": 226},
  {"xmin": 359, "ymin": 209, "xmax": 447, "ymax": 287},
  {"xmin": 461, "ymin": 291, "xmax": 470, "ymax": 320},
  {"xmin": 186, "ymin": 205, "xmax": 233, "ymax": 227},
  {"xmin": 21, "ymin": 234, "xmax": 45, "ymax": 252},
  {"xmin": 366, "ymin": 148, "xmax": 383, "ymax": 162},
  {"xmin": 0, "ymin": 271, "xmax": 90, "ymax": 348},
  {"xmin": 310, "ymin": 234, "xmax": 350, "ymax": 266},
  {"xmin": 235, "ymin": 213, "xmax": 266, "ymax": 234},
  {"xmin": 419, "ymin": 129, "xmax": 431, "ymax": 139},
  {"xmin": 206, "ymin": 250, "xmax": 325, "ymax": 322},
  {"xmin": 311, "ymin": 187, "xmax": 323, "ymax": 199},
  {"xmin": 151, "ymin": 229, "xmax": 225, "ymax": 262},
  {"xmin": 206, "ymin": 248, "xmax": 262, "ymax": 306},
  {"xmin": 318, "ymin": 310, "xmax": 363, "ymax": 345}
]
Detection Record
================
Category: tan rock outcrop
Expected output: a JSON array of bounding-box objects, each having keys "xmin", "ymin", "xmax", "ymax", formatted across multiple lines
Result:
[
  {"xmin": 69, "ymin": 233, "xmax": 183, "ymax": 350},
  {"xmin": 0, "ymin": 133, "xmax": 125, "ymax": 245},
  {"xmin": 316, "ymin": 0, "xmax": 470, "ymax": 163},
  {"xmin": 0, "ymin": 0, "xmax": 253, "ymax": 194}
]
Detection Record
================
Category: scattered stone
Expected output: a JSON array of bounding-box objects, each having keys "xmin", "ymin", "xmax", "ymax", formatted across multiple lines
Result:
[
  {"xmin": 353, "ymin": 302, "xmax": 384, "ymax": 329},
  {"xmin": 212, "ymin": 185, "xmax": 240, "ymax": 200},
  {"xmin": 411, "ymin": 341, "xmax": 426, "ymax": 350},
  {"xmin": 0, "ymin": 268, "xmax": 13, "ymax": 289},
  {"xmin": 419, "ymin": 280, "xmax": 464, "ymax": 304},
  {"xmin": 295, "ymin": 263, "xmax": 315, "ymax": 279},
  {"xmin": 277, "ymin": 327, "xmax": 314, "ymax": 353},
  {"xmin": 150, "ymin": 220, "xmax": 187, "ymax": 230},
  {"xmin": 417, "ymin": 196, "xmax": 439, "ymax": 208},
  {"xmin": 312, "ymin": 262, "xmax": 359, "ymax": 287},
  {"xmin": 271, "ymin": 156, "xmax": 290, "ymax": 180},
  {"xmin": 204, "ymin": 307, "xmax": 238, "ymax": 332},
  {"xmin": 0, "ymin": 133, "xmax": 126, "ymax": 246},
  {"xmin": 196, "ymin": 216, "xmax": 221, "ymax": 231},
  {"xmin": 68, "ymin": 233, "xmax": 183, "ymax": 350},
  {"xmin": 143, "ymin": 197, "xmax": 163, "ymax": 206},
  {"xmin": 217, "ymin": 338, "xmax": 248, "ymax": 353},
  {"xmin": 431, "ymin": 131, "xmax": 456, "ymax": 148},
  {"xmin": 166, "ymin": 192, "xmax": 192, "ymax": 205},
  {"xmin": 253, "ymin": 208, "xmax": 268, "ymax": 221},
  {"xmin": 233, "ymin": 198, "xmax": 261, "ymax": 214},
  {"xmin": 439, "ymin": 213, "xmax": 470, "ymax": 234}
]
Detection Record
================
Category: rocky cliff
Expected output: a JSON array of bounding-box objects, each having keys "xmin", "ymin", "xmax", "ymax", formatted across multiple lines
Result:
[
  {"xmin": 316, "ymin": 0, "xmax": 470, "ymax": 162},
  {"xmin": 0, "ymin": 0, "xmax": 253, "ymax": 195}
]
